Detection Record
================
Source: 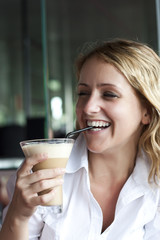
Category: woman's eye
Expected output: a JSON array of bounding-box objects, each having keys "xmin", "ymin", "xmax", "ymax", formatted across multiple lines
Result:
[
  {"xmin": 77, "ymin": 91, "xmax": 90, "ymax": 96},
  {"xmin": 103, "ymin": 92, "xmax": 118, "ymax": 98}
]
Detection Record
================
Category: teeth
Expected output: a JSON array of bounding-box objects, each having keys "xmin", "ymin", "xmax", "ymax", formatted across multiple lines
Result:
[
  {"xmin": 95, "ymin": 122, "xmax": 99, "ymax": 127},
  {"xmin": 91, "ymin": 128, "xmax": 102, "ymax": 131},
  {"xmin": 87, "ymin": 120, "xmax": 110, "ymax": 128}
]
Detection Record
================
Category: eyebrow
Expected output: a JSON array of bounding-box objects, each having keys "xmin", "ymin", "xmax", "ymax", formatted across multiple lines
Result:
[{"xmin": 78, "ymin": 83, "xmax": 120, "ymax": 88}]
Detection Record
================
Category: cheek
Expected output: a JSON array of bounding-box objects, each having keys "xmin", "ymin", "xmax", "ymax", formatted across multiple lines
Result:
[
  {"xmin": 76, "ymin": 98, "xmax": 86, "ymax": 112},
  {"xmin": 108, "ymin": 103, "xmax": 135, "ymax": 128},
  {"xmin": 76, "ymin": 101, "xmax": 82, "ymax": 121},
  {"xmin": 107, "ymin": 104, "xmax": 126, "ymax": 121},
  {"xmin": 111, "ymin": 102, "xmax": 143, "ymax": 131},
  {"xmin": 76, "ymin": 100, "xmax": 80, "ymax": 114}
]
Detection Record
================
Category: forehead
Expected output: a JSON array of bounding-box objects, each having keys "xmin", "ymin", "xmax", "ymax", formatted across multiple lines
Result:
[{"xmin": 79, "ymin": 57, "xmax": 130, "ymax": 88}]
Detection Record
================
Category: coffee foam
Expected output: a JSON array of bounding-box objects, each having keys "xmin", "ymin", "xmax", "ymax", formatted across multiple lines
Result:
[{"xmin": 22, "ymin": 142, "xmax": 74, "ymax": 158}]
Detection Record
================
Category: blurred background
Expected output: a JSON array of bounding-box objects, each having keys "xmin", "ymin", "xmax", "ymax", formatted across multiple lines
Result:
[{"xmin": 0, "ymin": 0, "xmax": 160, "ymax": 221}]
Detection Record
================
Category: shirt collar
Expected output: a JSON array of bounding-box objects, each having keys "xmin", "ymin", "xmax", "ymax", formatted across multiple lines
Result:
[
  {"xmin": 117, "ymin": 149, "xmax": 158, "ymax": 207},
  {"xmin": 66, "ymin": 133, "xmax": 88, "ymax": 173},
  {"xmin": 66, "ymin": 135, "xmax": 158, "ymax": 200}
]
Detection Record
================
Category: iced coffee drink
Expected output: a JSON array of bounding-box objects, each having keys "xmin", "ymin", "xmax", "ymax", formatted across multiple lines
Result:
[{"xmin": 20, "ymin": 138, "xmax": 74, "ymax": 213}]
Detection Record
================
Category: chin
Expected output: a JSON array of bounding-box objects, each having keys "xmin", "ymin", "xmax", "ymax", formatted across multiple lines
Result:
[{"xmin": 87, "ymin": 144, "xmax": 106, "ymax": 154}]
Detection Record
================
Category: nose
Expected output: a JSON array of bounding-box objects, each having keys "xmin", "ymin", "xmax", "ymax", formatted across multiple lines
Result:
[{"xmin": 83, "ymin": 93, "xmax": 101, "ymax": 115}]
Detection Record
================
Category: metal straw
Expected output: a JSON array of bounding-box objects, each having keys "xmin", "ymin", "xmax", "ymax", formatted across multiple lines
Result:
[{"xmin": 65, "ymin": 126, "xmax": 94, "ymax": 138}]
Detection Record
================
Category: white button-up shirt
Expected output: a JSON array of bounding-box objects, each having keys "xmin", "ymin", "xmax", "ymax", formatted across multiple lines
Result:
[{"xmin": 3, "ymin": 134, "xmax": 160, "ymax": 239}]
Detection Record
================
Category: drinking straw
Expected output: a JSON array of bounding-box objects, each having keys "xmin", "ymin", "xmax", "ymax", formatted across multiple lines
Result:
[{"xmin": 66, "ymin": 126, "xmax": 94, "ymax": 138}]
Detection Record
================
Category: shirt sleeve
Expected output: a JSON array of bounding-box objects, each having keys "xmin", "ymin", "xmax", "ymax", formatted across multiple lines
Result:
[
  {"xmin": 144, "ymin": 203, "xmax": 160, "ymax": 239},
  {"xmin": 2, "ymin": 172, "xmax": 17, "ymax": 222},
  {"xmin": 2, "ymin": 171, "xmax": 45, "ymax": 240}
]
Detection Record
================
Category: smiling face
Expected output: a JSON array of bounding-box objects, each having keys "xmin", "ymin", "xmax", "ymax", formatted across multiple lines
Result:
[{"xmin": 76, "ymin": 56, "xmax": 150, "ymax": 154}]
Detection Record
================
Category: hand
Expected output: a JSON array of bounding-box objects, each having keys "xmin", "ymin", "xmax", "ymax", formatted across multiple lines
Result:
[{"xmin": 8, "ymin": 153, "xmax": 65, "ymax": 221}]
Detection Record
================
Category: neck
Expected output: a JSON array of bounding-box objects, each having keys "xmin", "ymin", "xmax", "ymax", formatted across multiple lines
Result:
[{"xmin": 88, "ymin": 145, "xmax": 138, "ymax": 183}]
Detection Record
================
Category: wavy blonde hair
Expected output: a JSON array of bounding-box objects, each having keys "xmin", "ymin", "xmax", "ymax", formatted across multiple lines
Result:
[{"xmin": 76, "ymin": 39, "xmax": 160, "ymax": 184}]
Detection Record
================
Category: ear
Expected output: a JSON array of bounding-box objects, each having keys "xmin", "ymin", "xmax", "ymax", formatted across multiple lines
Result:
[{"xmin": 141, "ymin": 111, "xmax": 151, "ymax": 125}]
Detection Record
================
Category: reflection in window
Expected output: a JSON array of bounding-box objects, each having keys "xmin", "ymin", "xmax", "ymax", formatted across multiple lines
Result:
[{"xmin": 51, "ymin": 96, "xmax": 63, "ymax": 120}]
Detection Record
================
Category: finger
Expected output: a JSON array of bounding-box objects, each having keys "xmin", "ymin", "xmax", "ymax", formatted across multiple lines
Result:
[
  {"xmin": 26, "ymin": 177, "xmax": 64, "ymax": 196},
  {"xmin": 30, "ymin": 188, "xmax": 58, "ymax": 206},
  {"xmin": 17, "ymin": 153, "xmax": 48, "ymax": 177},
  {"xmin": 26, "ymin": 168, "xmax": 66, "ymax": 185}
]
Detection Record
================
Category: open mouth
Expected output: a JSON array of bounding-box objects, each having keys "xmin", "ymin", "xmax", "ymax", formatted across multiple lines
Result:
[{"xmin": 87, "ymin": 120, "xmax": 111, "ymax": 131}]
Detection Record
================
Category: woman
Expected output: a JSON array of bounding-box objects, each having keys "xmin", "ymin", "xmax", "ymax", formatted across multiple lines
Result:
[{"xmin": 1, "ymin": 39, "xmax": 160, "ymax": 239}]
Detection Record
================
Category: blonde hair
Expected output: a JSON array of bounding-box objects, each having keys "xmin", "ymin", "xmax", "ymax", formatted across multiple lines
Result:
[{"xmin": 76, "ymin": 39, "xmax": 160, "ymax": 184}]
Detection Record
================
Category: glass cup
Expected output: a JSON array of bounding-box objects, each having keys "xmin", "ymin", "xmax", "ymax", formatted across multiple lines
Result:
[{"xmin": 20, "ymin": 138, "xmax": 74, "ymax": 213}]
